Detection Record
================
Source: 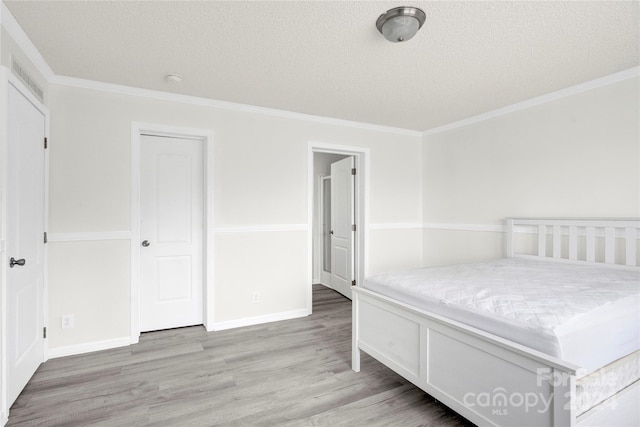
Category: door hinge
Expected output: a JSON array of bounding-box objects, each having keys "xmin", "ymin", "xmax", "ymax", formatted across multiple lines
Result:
[
  {"xmin": 352, "ymin": 224, "xmax": 356, "ymax": 232},
  {"xmin": 352, "ymin": 280, "xmax": 356, "ymax": 286},
  {"xmin": 44, "ymin": 232, "xmax": 48, "ymax": 244},
  {"xmin": 43, "ymin": 327, "xmax": 47, "ymax": 339},
  {"xmin": 351, "ymin": 168, "xmax": 356, "ymax": 175},
  {"xmin": 44, "ymin": 137, "xmax": 48, "ymax": 149}
]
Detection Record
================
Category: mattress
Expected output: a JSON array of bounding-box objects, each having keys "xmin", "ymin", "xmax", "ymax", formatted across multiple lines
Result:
[
  {"xmin": 363, "ymin": 258, "xmax": 640, "ymax": 373},
  {"xmin": 576, "ymin": 350, "xmax": 639, "ymax": 416}
]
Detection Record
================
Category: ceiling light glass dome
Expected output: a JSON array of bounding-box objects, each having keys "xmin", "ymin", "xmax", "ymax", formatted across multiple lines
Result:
[{"xmin": 376, "ymin": 7, "xmax": 426, "ymax": 43}]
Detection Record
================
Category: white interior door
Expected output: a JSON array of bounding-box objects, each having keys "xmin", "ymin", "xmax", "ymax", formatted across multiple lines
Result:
[
  {"xmin": 330, "ymin": 157, "xmax": 355, "ymax": 299},
  {"xmin": 140, "ymin": 135, "xmax": 204, "ymax": 332},
  {"xmin": 6, "ymin": 82, "xmax": 46, "ymax": 407}
]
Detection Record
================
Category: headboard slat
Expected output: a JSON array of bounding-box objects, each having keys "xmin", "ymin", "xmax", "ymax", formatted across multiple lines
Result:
[
  {"xmin": 568, "ymin": 226, "xmax": 578, "ymax": 261},
  {"xmin": 538, "ymin": 225, "xmax": 547, "ymax": 257},
  {"xmin": 586, "ymin": 226, "xmax": 596, "ymax": 263},
  {"xmin": 604, "ymin": 227, "xmax": 615, "ymax": 264},
  {"xmin": 626, "ymin": 227, "xmax": 636, "ymax": 267},
  {"xmin": 552, "ymin": 225, "xmax": 562, "ymax": 259}
]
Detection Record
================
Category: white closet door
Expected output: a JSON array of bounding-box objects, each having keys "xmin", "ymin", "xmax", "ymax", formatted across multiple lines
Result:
[
  {"xmin": 6, "ymin": 82, "xmax": 46, "ymax": 407},
  {"xmin": 139, "ymin": 135, "xmax": 204, "ymax": 332}
]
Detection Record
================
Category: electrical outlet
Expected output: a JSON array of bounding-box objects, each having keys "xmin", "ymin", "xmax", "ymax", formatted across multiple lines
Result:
[
  {"xmin": 252, "ymin": 292, "xmax": 260, "ymax": 304},
  {"xmin": 61, "ymin": 314, "xmax": 75, "ymax": 329}
]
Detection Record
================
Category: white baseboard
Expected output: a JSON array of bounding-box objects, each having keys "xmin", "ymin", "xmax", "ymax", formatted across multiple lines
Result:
[
  {"xmin": 211, "ymin": 308, "xmax": 310, "ymax": 331},
  {"xmin": 48, "ymin": 309, "xmax": 310, "ymax": 358},
  {"xmin": 47, "ymin": 336, "xmax": 131, "ymax": 359}
]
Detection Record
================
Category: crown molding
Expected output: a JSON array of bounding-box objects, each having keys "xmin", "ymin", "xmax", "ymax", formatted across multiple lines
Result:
[
  {"xmin": 423, "ymin": 66, "xmax": 640, "ymax": 137},
  {"xmin": 49, "ymin": 66, "xmax": 640, "ymax": 139},
  {"xmin": 49, "ymin": 74, "xmax": 422, "ymax": 137},
  {"xmin": 1, "ymin": 1, "xmax": 54, "ymax": 80}
]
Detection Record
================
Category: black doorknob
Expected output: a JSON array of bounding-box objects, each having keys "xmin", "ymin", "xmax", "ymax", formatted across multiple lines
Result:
[{"xmin": 9, "ymin": 257, "xmax": 26, "ymax": 268}]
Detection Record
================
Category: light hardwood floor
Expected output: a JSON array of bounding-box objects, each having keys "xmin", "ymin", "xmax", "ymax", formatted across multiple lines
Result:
[{"xmin": 8, "ymin": 285, "xmax": 474, "ymax": 426}]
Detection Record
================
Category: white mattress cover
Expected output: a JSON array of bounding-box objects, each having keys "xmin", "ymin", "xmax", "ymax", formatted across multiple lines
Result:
[
  {"xmin": 576, "ymin": 350, "xmax": 640, "ymax": 416},
  {"xmin": 363, "ymin": 258, "xmax": 640, "ymax": 373}
]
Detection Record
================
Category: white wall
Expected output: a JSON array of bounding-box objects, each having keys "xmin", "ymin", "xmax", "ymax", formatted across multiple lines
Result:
[
  {"xmin": 46, "ymin": 84, "xmax": 423, "ymax": 352},
  {"xmin": 422, "ymin": 76, "xmax": 640, "ymax": 266},
  {"xmin": 368, "ymin": 136, "xmax": 424, "ymax": 274}
]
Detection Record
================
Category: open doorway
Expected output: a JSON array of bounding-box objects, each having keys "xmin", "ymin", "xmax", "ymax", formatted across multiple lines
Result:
[
  {"xmin": 314, "ymin": 153, "xmax": 352, "ymax": 296},
  {"xmin": 308, "ymin": 143, "xmax": 369, "ymax": 310}
]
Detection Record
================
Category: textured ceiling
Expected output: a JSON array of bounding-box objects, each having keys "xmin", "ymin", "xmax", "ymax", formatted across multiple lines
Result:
[{"xmin": 5, "ymin": 0, "xmax": 639, "ymax": 131}]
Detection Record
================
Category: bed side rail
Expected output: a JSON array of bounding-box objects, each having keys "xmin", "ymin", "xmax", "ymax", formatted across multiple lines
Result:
[{"xmin": 353, "ymin": 287, "xmax": 579, "ymax": 426}]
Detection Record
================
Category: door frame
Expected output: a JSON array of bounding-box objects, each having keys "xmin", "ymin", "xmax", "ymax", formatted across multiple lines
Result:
[
  {"xmin": 308, "ymin": 142, "xmax": 369, "ymax": 310},
  {"xmin": 130, "ymin": 123, "xmax": 214, "ymax": 343},
  {"xmin": 1, "ymin": 67, "xmax": 50, "ymax": 421}
]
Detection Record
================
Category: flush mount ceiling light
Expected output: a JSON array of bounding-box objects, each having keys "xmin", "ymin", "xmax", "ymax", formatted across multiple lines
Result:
[
  {"xmin": 376, "ymin": 6, "xmax": 426, "ymax": 43},
  {"xmin": 165, "ymin": 73, "xmax": 183, "ymax": 84}
]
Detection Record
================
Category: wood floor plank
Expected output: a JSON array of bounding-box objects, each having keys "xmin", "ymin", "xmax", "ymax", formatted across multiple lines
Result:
[{"xmin": 8, "ymin": 285, "xmax": 473, "ymax": 426}]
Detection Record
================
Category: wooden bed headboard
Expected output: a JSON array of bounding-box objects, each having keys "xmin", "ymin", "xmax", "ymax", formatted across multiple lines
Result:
[{"xmin": 505, "ymin": 218, "xmax": 640, "ymax": 268}]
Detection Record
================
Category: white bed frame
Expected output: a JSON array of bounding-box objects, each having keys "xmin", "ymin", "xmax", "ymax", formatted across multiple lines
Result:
[{"xmin": 352, "ymin": 218, "xmax": 639, "ymax": 427}]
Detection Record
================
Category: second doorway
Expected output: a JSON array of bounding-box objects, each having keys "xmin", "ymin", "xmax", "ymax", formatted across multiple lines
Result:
[{"xmin": 314, "ymin": 153, "xmax": 355, "ymax": 299}]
